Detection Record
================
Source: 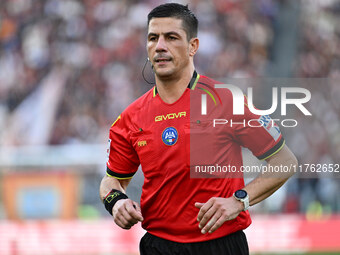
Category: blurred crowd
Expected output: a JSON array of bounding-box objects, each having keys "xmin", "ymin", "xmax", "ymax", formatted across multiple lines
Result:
[
  {"xmin": 0, "ymin": 0, "xmax": 339, "ymax": 215},
  {"xmin": 287, "ymin": 0, "xmax": 340, "ymax": 215},
  {"xmin": 0, "ymin": 0, "xmax": 282, "ymax": 145}
]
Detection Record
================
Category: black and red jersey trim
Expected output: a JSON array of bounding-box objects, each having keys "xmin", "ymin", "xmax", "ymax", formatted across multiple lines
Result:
[
  {"xmin": 106, "ymin": 166, "xmax": 136, "ymax": 179},
  {"xmin": 257, "ymin": 137, "xmax": 285, "ymax": 160}
]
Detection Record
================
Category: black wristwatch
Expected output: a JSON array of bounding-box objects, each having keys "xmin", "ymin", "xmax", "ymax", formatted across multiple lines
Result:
[{"xmin": 233, "ymin": 189, "xmax": 249, "ymax": 211}]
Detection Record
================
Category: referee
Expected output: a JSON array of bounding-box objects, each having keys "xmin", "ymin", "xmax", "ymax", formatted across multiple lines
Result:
[{"xmin": 99, "ymin": 3, "xmax": 297, "ymax": 254}]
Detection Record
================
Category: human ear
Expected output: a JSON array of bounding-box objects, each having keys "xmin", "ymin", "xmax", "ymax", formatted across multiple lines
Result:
[{"xmin": 189, "ymin": 38, "xmax": 199, "ymax": 57}]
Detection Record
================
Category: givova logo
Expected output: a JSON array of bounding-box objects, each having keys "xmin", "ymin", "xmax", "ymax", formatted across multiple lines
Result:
[{"xmin": 162, "ymin": 127, "xmax": 178, "ymax": 146}]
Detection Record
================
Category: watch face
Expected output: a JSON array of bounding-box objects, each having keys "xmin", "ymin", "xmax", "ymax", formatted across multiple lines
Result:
[{"xmin": 235, "ymin": 190, "xmax": 247, "ymax": 199}]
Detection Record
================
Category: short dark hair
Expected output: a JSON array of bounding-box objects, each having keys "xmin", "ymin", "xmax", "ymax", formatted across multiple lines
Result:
[{"xmin": 147, "ymin": 3, "xmax": 198, "ymax": 40}]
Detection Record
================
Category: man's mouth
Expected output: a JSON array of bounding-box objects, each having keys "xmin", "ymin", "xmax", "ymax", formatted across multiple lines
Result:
[{"xmin": 154, "ymin": 58, "xmax": 172, "ymax": 63}]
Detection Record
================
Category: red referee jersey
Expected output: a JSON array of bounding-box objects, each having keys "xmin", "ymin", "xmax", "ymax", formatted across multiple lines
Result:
[{"xmin": 106, "ymin": 71, "xmax": 284, "ymax": 243}]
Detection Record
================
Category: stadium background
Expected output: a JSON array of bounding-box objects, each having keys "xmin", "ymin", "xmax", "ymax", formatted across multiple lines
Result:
[{"xmin": 0, "ymin": 0, "xmax": 339, "ymax": 254}]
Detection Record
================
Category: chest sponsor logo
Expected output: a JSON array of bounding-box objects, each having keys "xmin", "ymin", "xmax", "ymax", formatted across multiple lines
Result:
[
  {"xmin": 155, "ymin": 112, "xmax": 186, "ymax": 122},
  {"xmin": 162, "ymin": 127, "xmax": 178, "ymax": 146}
]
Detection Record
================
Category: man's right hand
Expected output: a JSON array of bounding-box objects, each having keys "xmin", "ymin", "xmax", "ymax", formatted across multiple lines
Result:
[{"xmin": 112, "ymin": 199, "xmax": 144, "ymax": 229}]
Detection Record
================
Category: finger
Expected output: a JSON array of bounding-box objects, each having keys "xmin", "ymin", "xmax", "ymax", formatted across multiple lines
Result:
[
  {"xmin": 121, "ymin": 208, "xmax": 138, "ymax": 225},
  {"xmin": 115, "ymin": 216, "xmax": 131, "ymax": 229},
  {"xmin": 114, "ymin": 217, "xmax": 124, "ymax": 228},
  {"xmin": 122, "ymin": 200, "xmax": 142, "ymax": 225},
  {"xmin": 198, "ymin": 205, "xmax": 217, "ymax": 230},
  {"xmin": 124, "ymin": 202, "xmax": 141, "ymax": 224},
  {"xmin": 132, "ymin": 201, "xmax": 142, "ymax": 212},
  {"xmin": 131, "ymin": 201, "xmax": 144, "ymax": 221},
  {"xmin": 207, "ymin": 216, "xmax": 226, "ymax": 234},
  {"xmin": 195, "ymin": 202, "xmax": 204, "ymax": 208},
  {"xmin": 116, "ymin": 212, "xmax": 133, "ymax": 228},
  {"xmin": 201, "ymin": 212, "xmax": 222, "ymax": 234},
  {"xmin": 197, "ymin": 199, "xmax": 214, "ymax": 222}
]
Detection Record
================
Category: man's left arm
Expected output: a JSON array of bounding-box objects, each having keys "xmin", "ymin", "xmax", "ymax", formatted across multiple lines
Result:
[{"xmin": 195, "ymin": 144, "xmax": 297, "ymax": 234}]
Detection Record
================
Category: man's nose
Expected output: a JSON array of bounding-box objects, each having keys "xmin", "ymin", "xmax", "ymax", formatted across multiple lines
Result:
[{"xmin": 156, "ymin": 36, "xmax": 167, "ymax": 52}]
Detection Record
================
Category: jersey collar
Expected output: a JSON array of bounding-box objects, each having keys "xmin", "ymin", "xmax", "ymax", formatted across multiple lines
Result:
[{"xmin": 153, "ymin": 70, "xmax": 200, "ymax": 97}]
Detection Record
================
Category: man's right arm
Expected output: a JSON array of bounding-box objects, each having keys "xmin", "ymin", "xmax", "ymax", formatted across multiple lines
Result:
[{"xmin": 100, "ymin": 175, "xmax": 143, "ymax": 229}]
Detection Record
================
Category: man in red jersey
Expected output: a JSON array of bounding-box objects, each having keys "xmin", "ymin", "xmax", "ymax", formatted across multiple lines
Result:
[{"xmin": 99, "ymin": 3, "xmax": 297, "ymax": 254}]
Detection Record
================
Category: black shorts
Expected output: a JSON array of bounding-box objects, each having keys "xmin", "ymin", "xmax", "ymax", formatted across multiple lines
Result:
[{"xmin": 139, "ymin": 231, "xmax": 249, "ymax": 255}]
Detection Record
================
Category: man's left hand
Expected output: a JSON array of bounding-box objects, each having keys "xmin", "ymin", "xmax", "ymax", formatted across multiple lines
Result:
[{"xmin": 195, "ymin": 197, "xmax": 243, "ymax": 234}]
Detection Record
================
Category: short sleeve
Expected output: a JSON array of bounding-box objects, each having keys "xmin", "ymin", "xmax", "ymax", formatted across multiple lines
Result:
[
  {"xmin": 233, "ymin": 97, "xmax": 285, "ymax": 160},
  {"xmin": 106, "ymin": 112, "xmax": 140, "ymax": 179}
]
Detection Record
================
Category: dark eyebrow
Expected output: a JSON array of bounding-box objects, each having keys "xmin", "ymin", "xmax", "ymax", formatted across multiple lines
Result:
[
  {"xmin": 147, "ymin": 31, "xmax": 182, "ymax": 38},
  {"xmin": 165, "ymin": 31, "xmax": 181, "ymax": 37},
  {"xmin": 147, "ymin": 32, "xmax": 158, "ymax": 38}
]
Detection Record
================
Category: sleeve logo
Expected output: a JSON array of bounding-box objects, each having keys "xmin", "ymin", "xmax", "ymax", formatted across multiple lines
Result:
[
  {"xmin": 106, "ymin": 139, "xmax": 111, "ymax": 160},
  {"xmin": 258, "ymin": 115, "xmax": 281, "ymax": 141}
]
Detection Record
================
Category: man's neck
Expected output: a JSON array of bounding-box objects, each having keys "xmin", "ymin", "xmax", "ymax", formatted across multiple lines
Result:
[{"xmin": 155, "ymin": 66, "xmax": 195, "ymax": 104}]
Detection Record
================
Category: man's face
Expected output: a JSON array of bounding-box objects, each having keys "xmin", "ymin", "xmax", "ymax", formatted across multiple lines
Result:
[{"xmin": 147, "ymin": 17, "xmax": 191, "ymax": 79}]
